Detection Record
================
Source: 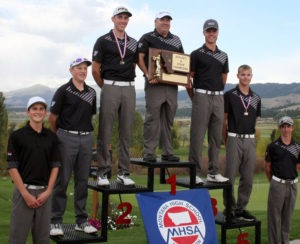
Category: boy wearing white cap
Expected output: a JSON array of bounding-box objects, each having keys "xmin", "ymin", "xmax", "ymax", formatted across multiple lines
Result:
[
  {"xmin": 138, "ymin": 11, "xmax": 183, "ymax": 162},
  {"xmin": 49, "ymin": 58, "xmax": 97, "ymax": 235},
  {"xmin": 265, "ymin": 116, "xmax": 300, "ymax": 243},
  {"xmin": 7, "ymin": 96, "xmax": 60, "ymax": 243},
  {"xmin": 92, "ymin": 6, "xmax": 137, "ymax": 186}
]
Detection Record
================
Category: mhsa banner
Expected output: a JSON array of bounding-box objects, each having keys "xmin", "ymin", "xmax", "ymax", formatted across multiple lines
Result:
[{"xmin": 136, "ymin": 189, "xmax": 217, "ymax": 244}]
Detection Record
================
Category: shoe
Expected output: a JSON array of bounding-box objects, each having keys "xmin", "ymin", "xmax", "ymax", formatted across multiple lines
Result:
[
  {"xmin": 50, "ymin": 223, "xmax": 64, "ymax": 236},
  {"xmin": 207, "ymin": 174, "xmax": 229, "ymax": 183},
  {"xmin": 97, "ymin": 175, "xmax": 109, "ymax": 186},
  {"xmin": 161, "ymin": 155, "xmax": 180, "ymax": 161},
  {"xmin": 75, "ymin": 221, "xmax": 98, "ymax": 234},
  {"xmin": 235, "ymin": 210, "xmax": 256, "ymax": 221},
  {"xmin": 117, "ymin": 174, "xmax": 135, "ymax": 186},
  {"xmin": 143, "ymin": 155, "xmax": 157, "ymax": 162},
  {"xmin": 195, "ymin": 176, "xmax": 204, "ymax": 185}
]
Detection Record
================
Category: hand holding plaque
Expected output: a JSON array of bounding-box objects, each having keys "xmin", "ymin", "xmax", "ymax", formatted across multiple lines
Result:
[{"xmin": 148, "ymin": 48, "xmax": 190, "ymax": 86}]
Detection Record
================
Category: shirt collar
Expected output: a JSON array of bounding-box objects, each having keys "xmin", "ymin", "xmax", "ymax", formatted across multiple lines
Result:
[
  {"xmin": 236, "ymin": 85, "xmax": 253, "ymax": 97},
  {"xmin": 202, "ymin": 44, "xmax": 220, "ymax": 53},
  {"xmin": 154, "ymin": 29, "xmax": 172, "ymax": 39}
]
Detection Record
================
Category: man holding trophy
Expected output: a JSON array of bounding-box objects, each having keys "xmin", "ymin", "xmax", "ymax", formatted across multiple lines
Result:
[{"xmin": 138, "ymin": 11, "xmax": 184, "ymax": 162}]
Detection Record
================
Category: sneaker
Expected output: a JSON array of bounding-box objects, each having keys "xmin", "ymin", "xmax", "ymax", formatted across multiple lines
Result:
[
  {"xmin": 207, "ymin": 174, "xmax": 229, "ymax": 183},
  {"xmin": 50, "ymin": 223, "xmax": 64, "ymax": 236},
  {"xmin": 195, "ymin": 176, "xmax": 204, "ymax": 185},
  {"xmin": 75, "ymin": 221, "xmax": 98, "ymax": 234},
  {"xmin": 161, "ymin": 155, "xmax": 180, "ymax": 161},
  {"xmin": 235, "ymin": 210, "xmax": 256, "ymax": 221},
  {"xmin": 143, "ymin": 154, "xmax": 157, "ymax": 162},
  {"xmin": 117, "ymin": 174, "xmax": 135, "ymax": 186},
  {"xmin": 97, "ymin": 175, "xmax": 109, "ymax": 186}
]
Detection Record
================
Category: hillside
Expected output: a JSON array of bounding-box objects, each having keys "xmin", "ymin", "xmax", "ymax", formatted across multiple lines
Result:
[{"xmin": 3, "ymin": 83, "xmax": 300, "ymax": 117}]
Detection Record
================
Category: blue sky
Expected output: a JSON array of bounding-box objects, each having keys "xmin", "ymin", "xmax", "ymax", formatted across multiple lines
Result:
[{"xmin": 1, "ymin": 0, "xmax": 300, "ymax": 92}]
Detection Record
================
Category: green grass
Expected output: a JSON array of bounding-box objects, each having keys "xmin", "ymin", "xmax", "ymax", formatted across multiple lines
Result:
[{"xmin": 1, "ymin": 174, "xmax": 300, "ymax": 244}]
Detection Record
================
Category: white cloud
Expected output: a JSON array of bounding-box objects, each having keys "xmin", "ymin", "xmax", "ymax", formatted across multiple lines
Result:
[{"xmin": 0, "ymin": 0, "xmax": 299, "ymax": 93}]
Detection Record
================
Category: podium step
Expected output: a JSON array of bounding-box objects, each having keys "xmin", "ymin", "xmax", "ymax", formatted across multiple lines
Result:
[
  {"xmin": 50, "ymin": 224, "xmax": 104, "ymax": 243},
  {"xmin": 88, "ymin": 180, "xmax": 151, "ymax": 194},
  {"xmin": 176, "ymin": 177, "xmax": 231, "ymax": 189}
]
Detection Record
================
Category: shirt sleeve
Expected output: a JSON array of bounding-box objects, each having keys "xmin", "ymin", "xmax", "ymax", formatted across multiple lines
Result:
[
  {"xmin": 92, "ymin": 37, "xmax": 104, "ymax": 63},
  {"xmin": 6, "ymin": 133, "xmax": 19, "ymax": 169},
  {"xmin": 138, "ymin": 34, "xmax": 149, "ymax": 54},
  {"xmin": 50, "ymin": 86, "xmax": 65, "ymax": 115}
]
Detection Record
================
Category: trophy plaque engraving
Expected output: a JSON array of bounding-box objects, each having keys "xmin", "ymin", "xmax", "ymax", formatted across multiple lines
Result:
[{"xmin": 148, "ymin": 48, "xmax": 190, "ymax": 86}]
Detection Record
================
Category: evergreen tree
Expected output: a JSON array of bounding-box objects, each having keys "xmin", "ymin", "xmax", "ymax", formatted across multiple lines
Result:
[{"xmin": 0, "ymin": 92, "xmax": 8, "ymax": 173}]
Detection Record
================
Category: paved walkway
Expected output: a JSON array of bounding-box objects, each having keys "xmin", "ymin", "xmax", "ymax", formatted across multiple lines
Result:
[{"xmin": 290, "ymin": 240, "xmax": 300, "ymax": 244}]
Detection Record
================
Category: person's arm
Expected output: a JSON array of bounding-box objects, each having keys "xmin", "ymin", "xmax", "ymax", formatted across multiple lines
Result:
[
  {"xmin": 92, "ymin": 61, "xmax": 103, "ymax": 88},
  {"xmin": 36, "ymin": 167, "xmax": 59, "ymax": 206},
  {"xmin": 138, "ymin": 53, "xmax": 158, "ymax": 84},
  {"xmin": 48, "ymin": 112, "xmax": 58, "ymax": 133},
  {"xmin": 265, "ymin": 161, "xmax": 272, "ymax": 182},
  {"xmin": 222, "ymin": 73, "xmax": 228, "ymax": 85},
  {"xmin": 8, "ymin": 168, "xmax": 39, "ymax": 208},
  {"xmin": 222, "ymin": 113, "xmax": 228, "ymax": 145},
  {"xmin": 186, "ymin": 72, "xmax": 195, "ymax": 100}
]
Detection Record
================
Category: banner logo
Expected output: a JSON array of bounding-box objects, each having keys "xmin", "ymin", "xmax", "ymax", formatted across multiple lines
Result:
[{"xmin": 157, "ymin": 200, "xmax": 205, "ymax": 244}]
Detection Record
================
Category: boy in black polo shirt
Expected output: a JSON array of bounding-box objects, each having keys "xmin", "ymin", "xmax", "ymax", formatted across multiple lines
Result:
[
  {"xmin": 7, "ymin": 96, "xmax": 60, "ymax": 244},
  {"xmin": 92, "ymin": 6, "xmax": 137, "ymax": 186},
  {"xmin": 265, "ymin": 116, "xmax": 300, "ymax": 244},
  {"xmin": 49, "ymin": 57, "xmax": 97, "ymax": 235},
  {"xmin": 222, "ymin": 64, "xmax": 261, "ymax": 221}
]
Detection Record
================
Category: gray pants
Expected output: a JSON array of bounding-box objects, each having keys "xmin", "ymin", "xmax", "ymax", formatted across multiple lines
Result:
[
  {"xmin": 97, "ymin": 84, "xmax": 136, "ymax": 176},
  {"xmin": 223, "ymin": 136, "xmax": 256, "ymax": 211},
  {"xmin": 143, "ymin": 82, "xmax": 178, "ymax": 157},
  {"xmin": 51, "ymin": 129, "xmax": 93, "ymax": 225},
  {"xmin": 268, "ymin": 179, "xmax": 297, "ymax": 244},
  {"xmin": 10, "ymin": 187, "xmax": 50, "ymax": 244},
  {"xmin": 189, "ymin": 93, "xmax": 224, "ymax": 175}
]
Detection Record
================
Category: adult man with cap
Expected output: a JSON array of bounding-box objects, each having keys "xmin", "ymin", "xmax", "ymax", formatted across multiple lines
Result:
[
  {"xmin": 92, "ymin": 6, "xmax": 137, "ymax": 186},
  {"xmin": 265, "ymin": 116, "xmax": 300, "ymax": 244},
  {"xmin": 49, "ymin": 58, "xmax": 97, "ymax": 235},
  {"xmin": 187, "ymin": 19, "xmax": 229, "ymax": 184},
  {"xmin": 138, "ymin": 11, "xmax": 183, "ymax": 162},
  {"xmin": 7, "ymin": 96, "xmax": 60, "ymax": 243}
]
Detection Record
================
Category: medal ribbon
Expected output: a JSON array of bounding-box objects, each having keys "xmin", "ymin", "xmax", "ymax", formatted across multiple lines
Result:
[
  {"xmin": 239, "ymin": 95, "xmax": 251, "ymax": 114},
  {"xmin": 112, "ymin": 30, "xmax": 127, "ymax": 62}
]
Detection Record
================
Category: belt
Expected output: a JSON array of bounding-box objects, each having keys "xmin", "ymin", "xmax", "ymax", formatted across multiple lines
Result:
[
  {"xmin": 228, "ymin": 132, "xmax": 255, "ymax": 139},
  {"xmin": 104, "ymin": 79, "xmax": 135, "ymax": 86},
  {"xmin": 195, "ymin": 89, "xmax": 223, "ymax": 95},
  {"xmin": 272, "ymin": 175, "xmax": 298, "ymax": 184},
  {"xmin": 24, "ymin": 184, "xmax": 47, "ymax": 190},
  {"xmin": 61, "ymin": 129, "xmax": 91, "ymax": 135}
]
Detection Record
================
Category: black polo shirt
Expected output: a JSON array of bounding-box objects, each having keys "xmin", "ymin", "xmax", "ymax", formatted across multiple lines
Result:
[
  {"xmin": 50, "ymin": 80, "xmax": 96, "ymax": 131},
  {"xmin": 191, "ymin": 44, "xmax": 229, "ymax": 91},
  {"xmin": 7, "ymin": 123, "xmax": 61, "ymax": 186},
  {"xmin": 224, "ymin": 85, "xmax": 261, "ymax": 134},
  {"xmin": 138, "ymin": 29, "xmax": 184, "ymax": 68},
  {"xmin": 92, "ymin": 30, "xmax": 138, "ymax": 81},
  {"xmin": 265, "ymin": 137, "xmax": 300, "ymax": 180}
]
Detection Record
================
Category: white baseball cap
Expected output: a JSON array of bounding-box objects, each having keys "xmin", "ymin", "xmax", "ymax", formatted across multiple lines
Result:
[
  {"xmin": 155, "ymin": 11, "xmax": 172, "ymax": 20},
  {"xmin": 112, "ymin": 6, "xmax": 132, "ymax": 17},
  {"xmin": 279, "ymin": 116, "xmax": 294, "ymax": 126},
  {"xmin": 27, "ymin": 96, "xmax": 47, "ymax": 110},
  {"xmin": 70, "ymin": 57, "xmax": 91, "ymax": 68}
]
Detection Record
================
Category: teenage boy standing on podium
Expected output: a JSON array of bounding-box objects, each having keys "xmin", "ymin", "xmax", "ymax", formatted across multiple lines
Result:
[
  {"xmin": 222, "ymin": 64, "xmax": 261, "ymax": 221},
  {"xmin": 92, "ymin": 6, "xmax": 137, "ymax": 186}
]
